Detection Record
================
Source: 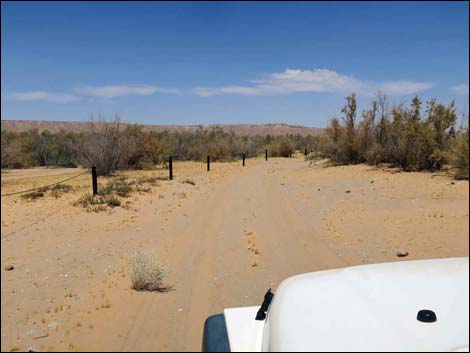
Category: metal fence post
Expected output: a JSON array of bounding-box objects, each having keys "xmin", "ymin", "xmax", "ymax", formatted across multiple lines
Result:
[{"xmin": 92, "ymin": 166, "xmax": 98, "ymax": 195}]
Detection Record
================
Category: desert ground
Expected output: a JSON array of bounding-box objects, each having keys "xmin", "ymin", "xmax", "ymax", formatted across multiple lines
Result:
[{"xmin": 1, "ymin": 156, "xmax": 469, "ymax": 352}]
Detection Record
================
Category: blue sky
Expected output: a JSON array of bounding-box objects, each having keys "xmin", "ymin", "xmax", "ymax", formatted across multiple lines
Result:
[{"xmin": 1, "ymin": 1, "xmax": 469, "ymax": 127}]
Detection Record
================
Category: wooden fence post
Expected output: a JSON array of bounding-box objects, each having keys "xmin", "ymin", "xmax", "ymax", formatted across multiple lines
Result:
[
  {"xmin": 169, "ymin": 156, "xmax": 173, "ymax": 180},
  {"xmin": 305, "ymin": 147, "xmax": 308, "ymax": 156},
  {"xmin": 242, "ymin": 153, "xmax": 246, "ymax": 166},
  {"xmin": 265, "ymin": 149, "xmax": 268, "ymax": 161},
  {"xmin": 207, "ymin": 155, "xmax": 210, "ymax": 171},
  {"xmin": 92, "ymin": 166, "xmax": 98, "ymax": 195}
]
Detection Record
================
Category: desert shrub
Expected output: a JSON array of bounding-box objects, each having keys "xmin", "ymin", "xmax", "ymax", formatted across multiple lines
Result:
[
  {"xmin": 130, "ymin": 250, "xmax": 167, "ymax": 291},
  {"xmin": 108, "ymin": 182, "xmax": 132, "ymax": 197},
  {"xmin": 451, "ymin": 127, "xmax": 469, "ymax": 180},
  {"xmin": 2, "ymin": 119, "xmax": 321, "ymax": 169},
  {"xmin": 135, "ymin": 185, "xmax": 151, "ymax": 193},
  {"xmin": 105, "ymin": 195, "xmax": 121, "ymax": 207},
  {"xmin": 305, "ymin": 151, "xmax": 322, "ymax": 165},
  {"xmin": 319, "ymin": 93, "xmax": 460, "ymax": 173},
  {"xmin": 267, "ymin": 137, "xmax": 293, "ymax": 157},
  {"xmin": 364, "ymin": 143, "xmax": 385, "ymax": 165},
  {"xmin": 99, "ymin": 179, "xmax": 133, "ymax": 197},
  {"xmin": 74, "ymin": 194, "xmax": 120, "ymax": 211},
  {"xmin": 50, "ymin": 184, "xmax": 74, "ymax": 198},
  {"xmin": 74, "ymin": 194, "xmax": 105, "ymax": 207},
  {"xmin": 21, "ymin": 189, "xmax": 46, "ymax": 200},
  {"xmin": 181, "ymin": 178, "xmax": 195, "ymax": 185},
  {"xmin": 137, "ymin": 175, "xmax": 166, "ymax": 185},
  {"xmin": 339, "ymin": 93, "xmax": 361, "ymax": 163},
  {"xmin": 78, "ymin": 114, "xmax": 129, "ymax": 176}
]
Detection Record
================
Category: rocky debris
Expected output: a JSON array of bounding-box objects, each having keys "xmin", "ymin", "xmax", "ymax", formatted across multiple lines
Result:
[
  {"xmin": 370, "ymin": 179, "xmax": 376, "ymax": 184},
  {"xmin": 26, "ymin": 329, "xmax": 38, "ymax": 337},
  {"xmin": 4, "ymin": 265, "xmax": 14, "ymax": 271},
  {"xmin": 396, "ymin": 250, "xmax": 409, "ymax": 257},
  {"xmin": 27, "ymin": 329, "xmax": 48, "ymax": 340},
  {"xmin": 345, "ymin": 189, "xmax": 351, "ymax": 193},
  {"xmin": 47, "ymin": 321, "xmax": 60, "ymax": 328}
]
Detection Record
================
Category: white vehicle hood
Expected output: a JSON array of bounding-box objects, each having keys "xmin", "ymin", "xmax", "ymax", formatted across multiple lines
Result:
[
  {"xmin": 224, "ymin": 257, "xmax": 469, "ymax": 352},
  {"xmin": 264, "ymin": 257, "xmax": 469, "ymax": 352}
]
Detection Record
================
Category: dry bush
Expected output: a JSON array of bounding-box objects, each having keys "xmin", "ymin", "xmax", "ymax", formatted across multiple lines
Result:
[
  {"xmin": 130, "ymin": 250, "xmax": 168, "ymax": 292},
  {"xmin": 50, "ymin": 184, "xmax": 74, "ymax": 198},
  {"xmin": 21, "ymin": 189, "xmax": 46, "ymax": 200},
  {"xmin": 74, "ymin": 194, "xmax": 121, "ymax": 211},
  {"xmin": 304, "ymin": 151, "xmax": 322, "ymax": 165},
  {"xmin": 320, "ymin": 94, "xmax": 459, "ymax": 172},
  {"xmin": 452, "ymin": 127, "xmax": 469, "ymax": 180},
  {"xmin": 105, "ymin": 195, "xmax": 121, "ymax": 207},
  {"xmin": 78, "ymin": 114, "xmax": 129, "ymax": 176},
  {"xmin": 99, "ymin": 180, "xmax": 133, "ymax": 197},
  {"xmin": 268, "ymin": 137, "xmax": 293, "ymax": 157},
  {"xmin": 137, "ymin": 175, "xmax": 166, "ymax": 185},
  {"xmin": 135, "ymin": 185, "xmax": 151, "ymax": 193}
]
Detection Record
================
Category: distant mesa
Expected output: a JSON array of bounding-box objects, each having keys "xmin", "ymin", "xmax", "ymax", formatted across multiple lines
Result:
[{"xmin": 0, "ymin": 120, "xmax": 323, "ymax": 136}]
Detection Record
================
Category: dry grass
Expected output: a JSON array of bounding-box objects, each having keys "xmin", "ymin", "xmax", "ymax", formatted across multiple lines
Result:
[
  {"xmin": 21, "ymin": 183, "xmax": 74, "ymax": 200},
  {"xmin": 98, "ymin": 180, "xmax": 133, "ymax": 197},
  {"xmin": 138, "ymin": 175, "xmax": 167, "ymax": 185},
  {"xmin": 21, "ymin": 189, "xmax": 46, "ymax": 200},
  {"xmin": 50, "ymin": 184, "xmax": 74, "ymax": 198},
  {"xmin": 129, "ymin": 250, "xmax": 168, "ymax": 292},
  {"xmin": 74, "ymin": 194, "xmax": 121, "ymax": 211},
  {"xmin": 181, "ymin": 178, "xmax": 195, "ymax": 186}
]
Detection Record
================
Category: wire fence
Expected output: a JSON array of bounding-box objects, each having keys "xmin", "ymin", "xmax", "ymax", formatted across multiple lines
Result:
[
  {"xmin": 1, "ymin": 150, "xmax": 305, "ymax": 197},
  {"xmin": 1, "ymin": 170, "xmax": 89, "ymax": 197}
]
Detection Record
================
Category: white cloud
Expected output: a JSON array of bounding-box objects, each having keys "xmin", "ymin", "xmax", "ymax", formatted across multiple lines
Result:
[
  {"xmin": 7, "ymin": 91, "xmax": 80, "ymax": 103},
  {"xmin": 379, "ymin": 81, "xmax": 434, "ymax": 95},
  {"xmin": 75, "ymin": 85, "xmax": 180, "ymax": 98},
  {"xmin": 450, "ymin": 84, "xmax": 469, "ymax": 95},
  {"xmin": 193, "ymin": 69, "xmax": 433, "ymax": 97}
]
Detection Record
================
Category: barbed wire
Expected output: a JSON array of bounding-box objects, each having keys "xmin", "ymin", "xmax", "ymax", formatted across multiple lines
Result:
[{"xmin": 1, "ymin": 170, "xmax": 89, "ymax": 197}]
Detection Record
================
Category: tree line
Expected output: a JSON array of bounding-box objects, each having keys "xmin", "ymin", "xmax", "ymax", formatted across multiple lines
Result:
[
  {"xmin": 1, "ymin": 116, "xmax": 320, "ymax": 175},
  {"xmin": 1, "ymin": 93, "xmax": 468, "ymax": 180},
  {"xmin": 317, "ymin": 93, "xmax": 468, "ymax": 179}
]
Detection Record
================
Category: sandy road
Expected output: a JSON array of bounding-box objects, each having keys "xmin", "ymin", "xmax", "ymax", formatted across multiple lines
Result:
[
  {"xmin": 2, "ymin": 157, "xmax": 467, "ymax": 352},
  {"xmin": 118, "ymin": 159, "xmax": 348, "ymax": 351}
]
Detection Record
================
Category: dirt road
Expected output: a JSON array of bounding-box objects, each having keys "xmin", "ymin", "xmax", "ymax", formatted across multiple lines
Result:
[
  {"xmin": 120, "ymin": 159, "xmax": 348, "ymax": 352},
  {"xmin": 2, "ymin": 157, "xmax": 468, "ymax": 352}
]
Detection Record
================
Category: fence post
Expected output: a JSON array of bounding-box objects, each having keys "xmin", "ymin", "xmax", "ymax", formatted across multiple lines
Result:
[
  {"xmin": 305, "ymin": 147, "xmax": 308, "ymax": 156},
  {"xmin": 169, "ymin": 156, "xmax": 173, "ymax": 180},
  {"xmin": 289, "ymin": 149, "xmax": 292, "ymax": 158},
  {"xmin": 265, "ymin": 149, "xmax": 268, "ymax": 161},
  {"xmin": 207, "ymin": 155, "xmax": 210, "ymax": 171},
  {"xmin": 92, "ymin": 166, "xmax": 98, "ymax": 195},
  {"xmin": 242, "ymin": 152, "xmax": 246, "ymax": 166}
]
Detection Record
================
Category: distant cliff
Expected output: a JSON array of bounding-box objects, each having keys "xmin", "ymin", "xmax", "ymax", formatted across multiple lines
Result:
[{"xmin": 1, "ymin": 120, "xmax": 323, "ymax": 136}]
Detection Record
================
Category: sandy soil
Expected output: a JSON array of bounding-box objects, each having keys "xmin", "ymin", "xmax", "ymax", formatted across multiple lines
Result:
[{"xmin": 1, "ymin": 157, "xmax": 468, "ymax": 352}]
